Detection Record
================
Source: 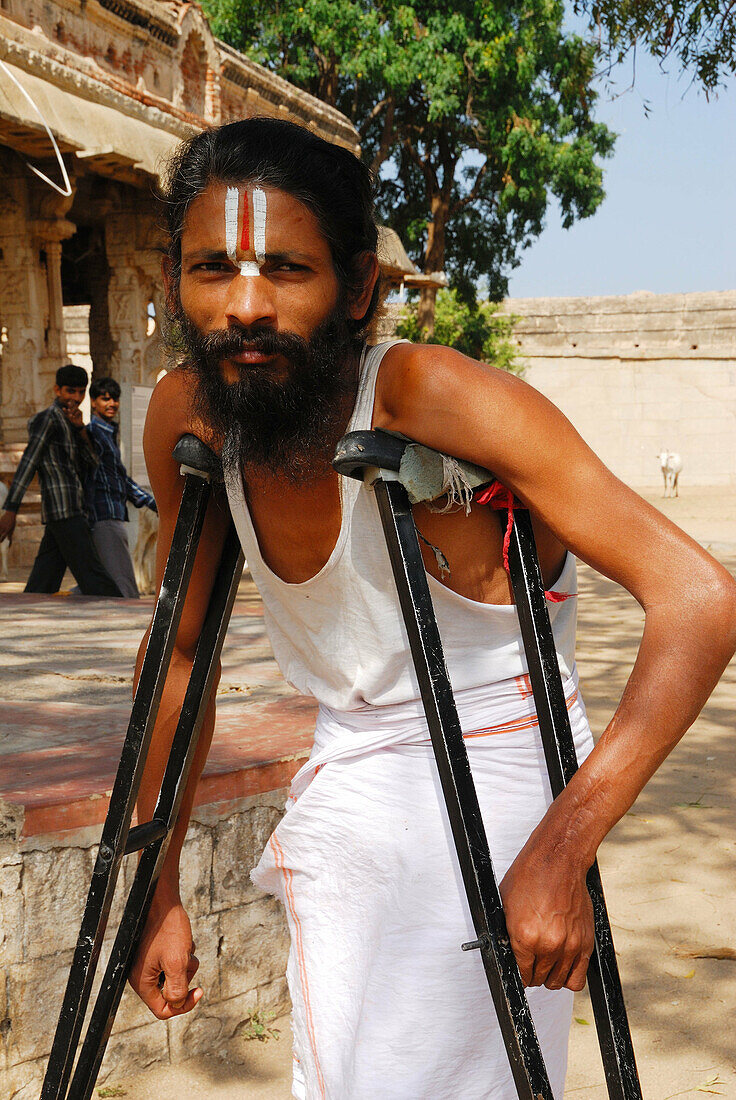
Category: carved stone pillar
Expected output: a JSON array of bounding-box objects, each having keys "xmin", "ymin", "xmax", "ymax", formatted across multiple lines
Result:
[
  {"xmin": 28, "ymin": 182, "xmax": 78, "ymax": 400},
  {"xmin": 0, "ymin": 175, "xmax": 48, "ymax": 445},
  {"xmin": 105, "ymin": 209, "xmax": 155, "ymax": 467},
  {"xmin": 31, "ymin": 219, "xmax": 76, "ymax": 392},
  {"xmin": 205, "ymin": 64, "xmax": 221, "ymax": 124}
]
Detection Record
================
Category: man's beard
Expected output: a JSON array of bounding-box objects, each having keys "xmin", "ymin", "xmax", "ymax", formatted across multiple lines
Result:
[{"xmin": 171, "ymin": 298, "xmax": 360, "ymax": 482}]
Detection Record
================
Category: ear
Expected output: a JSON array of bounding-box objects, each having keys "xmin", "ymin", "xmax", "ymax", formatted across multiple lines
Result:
[
  {"xmin": 348, "ymin": 252, "xmax": 380, "ymax": 322},
  {"xmin": 53, "ymin": 384, "xmax": 61, "ymax": 397}
]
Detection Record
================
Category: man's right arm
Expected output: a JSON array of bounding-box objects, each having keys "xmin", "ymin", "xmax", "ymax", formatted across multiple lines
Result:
[
  {"xmin": 0, "ymin": 412, "xmax": 52, "ymax": 543},
  {"xmin": 127, "ymin": 370, "xmax": 230, "ymax": 1019}
]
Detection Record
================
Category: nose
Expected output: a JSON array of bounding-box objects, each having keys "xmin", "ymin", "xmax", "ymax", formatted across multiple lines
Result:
[{"xmin": 224, "ymin": 272, "xmax": 277, "ymax": 330}]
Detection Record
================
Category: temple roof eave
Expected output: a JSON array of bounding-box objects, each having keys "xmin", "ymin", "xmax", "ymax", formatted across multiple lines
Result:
[
  {"xmin": 0, "ymin": 7, "xmax": 360, "ymax": 188},
  {"xmin": 0, "ymin": 58, "xmax": 187, "ymax": 185}
]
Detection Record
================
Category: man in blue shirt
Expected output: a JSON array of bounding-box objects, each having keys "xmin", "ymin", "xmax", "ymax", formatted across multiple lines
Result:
[{"xmin": 87, "ymin": 377, "xmax": 157, "ymax": 598}]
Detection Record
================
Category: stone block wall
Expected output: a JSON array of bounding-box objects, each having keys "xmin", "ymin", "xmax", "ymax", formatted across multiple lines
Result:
[
  {"xmin": 383, "ymin": 290, "xmax": 736, "ymax": 488},
  {"xmin": 505, "ymin": 290, "xmax": 736, "ymax": 487},
  {"xmin": 0, "ymin": 791, "xmax": 291, "ymax": 1098}
]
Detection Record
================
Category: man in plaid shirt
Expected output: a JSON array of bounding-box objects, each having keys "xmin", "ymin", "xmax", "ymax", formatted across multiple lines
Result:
[
  {"xmin": 86, "ymin": 376, "xmax": 157, "ymax": 598},
  {"xmin": 0, "ymin": 364, "xmax": 122, "ymax": 595}
]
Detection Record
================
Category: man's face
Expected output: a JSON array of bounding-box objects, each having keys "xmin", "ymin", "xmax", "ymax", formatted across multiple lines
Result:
[
  {"xmin": 91, "ymin": 393, "xmax": 120, "ymax": 422},
  {"xmin": 54, "ymin": 384, "xmax": 86, "ymax": 410},
  {"xmin": 177, "ymin": 182, "xmax": 345, "ymax": 382},
  {"xmin": 169, "ymin": 181, "xmax": 369, "ymax": 479}
]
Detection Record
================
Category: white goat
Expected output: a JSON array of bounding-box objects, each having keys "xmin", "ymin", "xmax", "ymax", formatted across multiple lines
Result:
[{"xmin": 658, "ymin": 448, "xmax": 683, "ymax": 498}]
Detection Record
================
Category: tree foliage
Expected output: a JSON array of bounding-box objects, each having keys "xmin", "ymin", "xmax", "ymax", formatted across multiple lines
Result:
[
  {"xmin": 574, "ymin": 1, "xmax": 736, "ymax": 92},
  {"xmin": 201, "ymin": 0, "xmax": 614, "ymax": 328},
  {"xmin": 395, "ymin": 289, "xmax": 522, "ymax": 373}
]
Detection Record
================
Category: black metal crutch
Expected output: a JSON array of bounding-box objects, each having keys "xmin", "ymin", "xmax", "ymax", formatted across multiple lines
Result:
[
  {"xmin": 42, "ymin": 436, "xmax": 245, "ymax": 1100},
  {"xmin": 504, "ymin": 506, "xmax": 641, "ymax": 1099},
  {"xmin": 333, "ymin": 429, "xmax": 642, "ymax": 1100}
]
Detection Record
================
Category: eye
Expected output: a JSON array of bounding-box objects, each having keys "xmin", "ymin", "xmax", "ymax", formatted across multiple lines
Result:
[
  {"xmin": 193, "ymin": 261, "xmax": 230, "ymax": 273},
  {"xmin": 272, "ymin": 261, "xmax": 309, "ymax": 274}
]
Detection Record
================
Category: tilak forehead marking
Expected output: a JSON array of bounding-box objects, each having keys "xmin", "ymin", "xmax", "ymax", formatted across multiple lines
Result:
[{"xmin": 225, "ymin": 186, "xmax": 267, "ymax": 276}]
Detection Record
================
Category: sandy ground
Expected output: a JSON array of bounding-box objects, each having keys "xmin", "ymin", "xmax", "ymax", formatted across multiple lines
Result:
[{"xmin": 4, "ymin": 485, "xmax": 736, "ymax": 1098}]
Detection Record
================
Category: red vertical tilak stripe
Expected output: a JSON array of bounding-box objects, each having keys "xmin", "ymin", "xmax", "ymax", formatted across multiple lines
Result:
[{"xmin": 240, "ymin": 191, "xmax": 251, "ymax": 254}]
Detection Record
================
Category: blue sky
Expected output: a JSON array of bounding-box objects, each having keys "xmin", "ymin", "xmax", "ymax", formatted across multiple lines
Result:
[{"xmin": 506, "ymin": 52, "xmax": 736, "ymax": 299}]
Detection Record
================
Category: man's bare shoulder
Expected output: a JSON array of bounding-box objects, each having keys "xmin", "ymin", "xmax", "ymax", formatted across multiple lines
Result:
[
  {"xmin": 147, "ymin": 368, "xmax": 194, "ymax": 422},
  {"xmin": 145, "ymin": 369, "xmax": 218, "ymax": 445},
  {"xmin": 374, "ymin": 339, "xmax": 530, "ymax": 434},
  {"xmin": 143, "ymin": 368, "xmax": 215, "ymax": 507}
]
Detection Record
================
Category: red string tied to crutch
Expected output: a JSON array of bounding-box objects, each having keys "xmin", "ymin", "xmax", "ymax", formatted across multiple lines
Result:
[{"xmin": 474, "ymin": 480, "xmax": 574, "ymax": 603}]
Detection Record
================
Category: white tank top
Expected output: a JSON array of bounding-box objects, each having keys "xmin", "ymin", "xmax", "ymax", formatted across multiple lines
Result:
[{"xmin": 224, "ymin": 340, "xmax": 578, "ymax": 712}]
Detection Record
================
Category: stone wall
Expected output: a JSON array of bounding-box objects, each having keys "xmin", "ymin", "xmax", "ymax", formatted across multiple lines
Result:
[
  {"xmin": 505, "ymin": 290, "xmax": 736, "ymax": 487},
  {"xmin": 0, "ymin": 792, "xmax": 291, "ymax": 1098}
]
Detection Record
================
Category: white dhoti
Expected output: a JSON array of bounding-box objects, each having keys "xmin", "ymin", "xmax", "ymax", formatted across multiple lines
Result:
[{"xmin": 252, "ymin": 671, "xmax": 595, "ymax": 1100}]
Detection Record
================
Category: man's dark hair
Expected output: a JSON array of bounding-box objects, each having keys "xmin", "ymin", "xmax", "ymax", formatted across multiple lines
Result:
[
  {"xmin": 89, "ymin": 377, "xmax": 121, "ymax": 400},
  {"xmin": 56, "ymin": 364, "xmax": 88, "ymax": 389},
  {"xmin": 162, "ymin": 117, "xmax": 380, "ymax": 333}
]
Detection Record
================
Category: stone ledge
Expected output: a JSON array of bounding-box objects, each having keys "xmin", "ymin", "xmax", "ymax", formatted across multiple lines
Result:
[{"xmin": 0, "ymin": 694, "xmax": 314, "ymax": 839}]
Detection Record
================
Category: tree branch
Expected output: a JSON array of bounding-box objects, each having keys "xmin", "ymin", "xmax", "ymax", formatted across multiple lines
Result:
[
  {"xmin": 403, "ymin": 133, "xmax": 439, "ymax": 196},
  {"xmin": 369, "ymin": 96, "xmax": 396, "ymax": 178},
  {"xmin": 452, "ymin": 160, "xmax": 490, "ymax": 214}
]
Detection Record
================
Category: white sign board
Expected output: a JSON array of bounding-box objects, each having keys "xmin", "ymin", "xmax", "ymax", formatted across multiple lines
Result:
[{"xmin": 131, "ymin": 386, "xmax": 154, "ymax": 487}]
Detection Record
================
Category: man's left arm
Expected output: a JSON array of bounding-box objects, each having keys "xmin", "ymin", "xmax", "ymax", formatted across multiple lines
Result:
[
  {"xmin": 69, "ymin": 408, "xmax": 99, "ymax": 471},
  {"xmin": 126, "ymin": 476, "xmax": 157, "ymax": 513},
  {"xmin": 377, "ymin": 343, "xmax": 736, "ymax": 991}
]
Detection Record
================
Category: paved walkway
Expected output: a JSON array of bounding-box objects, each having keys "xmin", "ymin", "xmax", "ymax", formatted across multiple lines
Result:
[
  {"xmin": 0, "ymin": 582, "xmax": 316, "ymax": 838},
  {"xmin": 2, "ymin": 485, "xmax": 736, "ymax": 1098}
]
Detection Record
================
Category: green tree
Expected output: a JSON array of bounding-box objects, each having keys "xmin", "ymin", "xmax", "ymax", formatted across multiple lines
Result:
[
  {"xmin": 201, "ymin": 1, "xmax": 614, "ymax": 331},
  {"xmin": 574, "ymin": 1, "xmax": 736, "ymax": 92},
  {"xmin": 395, "ymin": 289, "xmax": 522, "ymax": 374}
]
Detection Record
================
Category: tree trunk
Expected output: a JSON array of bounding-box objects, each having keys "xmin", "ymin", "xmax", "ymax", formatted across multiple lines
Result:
[
  {"xmin": 417, "ymin": 286, "xmax": 437, "ymax": 336},
  {"xmin": 419, "ymin": 194, "xmax": 450, "ymax": 337}
]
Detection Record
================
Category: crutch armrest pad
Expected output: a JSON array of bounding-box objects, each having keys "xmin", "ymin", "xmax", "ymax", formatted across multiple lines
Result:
[
  {"xmin": 173, "ymin": 434, "xmax": 221, "ymax": 480},
  {"xmin": 333, "ymin": 429, "xmax": 408, "ymax": 480},
  {"xmin": 334, "ymin": 429, "xmax": 494, "ymax": 506}
]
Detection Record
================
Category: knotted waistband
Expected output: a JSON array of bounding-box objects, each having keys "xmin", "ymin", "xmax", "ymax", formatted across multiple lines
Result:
[{"xmin": 288, "ymin": 669, "xmax": 582, "ymax": 801}]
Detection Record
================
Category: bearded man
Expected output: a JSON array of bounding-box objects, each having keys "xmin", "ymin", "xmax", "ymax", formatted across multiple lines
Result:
[{"xmin": 130, "ymin": 118, "xmax": 736, "ymax": 1099}]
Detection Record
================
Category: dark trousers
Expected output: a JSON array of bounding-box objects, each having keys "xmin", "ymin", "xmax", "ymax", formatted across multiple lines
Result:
[{"xmin": 25, "ymin": 516, "xmax": 123, "ymax": 597}]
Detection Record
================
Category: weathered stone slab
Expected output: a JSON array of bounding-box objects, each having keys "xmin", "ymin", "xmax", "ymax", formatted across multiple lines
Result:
[
  {"xmin": 0, "ymin": 974, "xmax": 8, "ymax": 1072},
  {"xmin": 219, "ymin": 897, "xmax": 289, "ymax": 1000},
  {"xmin": 256, "ymin": 973, "xmax": 290, "ymax": 1016},
  {"xmin": 97, "ymin": 1019, "xmax": 170, "ymax": 1085},
  {"xmin": 167, "ymin": 986, "xmax": 259, "ymax": 1063},
  {"xmin": 6, "ymin": 949, "xmax": 74, "ymax": 1065},
  {"xmin": 179, "ymin": 822, "xmax": 214, "ymax": 918},
  {"xmin": 212, "ymin": 803, "xmax": 283, "ymax": 912},
  {"xmin": 0, "ymin": 860, "xmax": 23, "ymax": 969},
  {"xmin": 191, "ymin": 911, "xmax": 222, "ymax": 1005},
  {"xmin": 22, "ymin": 845, "xmax": 95, "ymax": 959},
  {"xmin": 0, "ymin": 1054, "xmax": 45, "ymax": 1100},
  {"xmin": 167, "ymin": 1003, "xmax": 231, "ymax": 1063}
]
